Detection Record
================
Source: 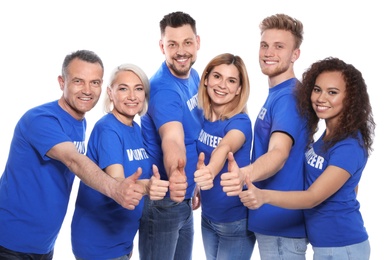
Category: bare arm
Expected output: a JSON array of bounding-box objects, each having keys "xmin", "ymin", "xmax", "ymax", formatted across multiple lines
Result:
[
  {"xmin": 246, "ymin": 131, "xmax": 292, "ymax": 182},
  {"xmin": 240, "ymin": 165, "xmax": 351, "ymax": 209},
  {"xmin": 159, "ymin": 121, "xmax": 186, "ymax": 177},
  {"xmin": 47, "ymin": 141, "xmax": 143, "ymax": 210},
  {"xmin": 221, "ymin": 131, "xmax": 292, "ymax": 195},
  {"xmin": 159, "ymin": 121, "xmax": 188, "ymax": 202}
]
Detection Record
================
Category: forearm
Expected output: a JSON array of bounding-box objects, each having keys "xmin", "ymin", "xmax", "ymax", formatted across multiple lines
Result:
[
  {"xmin": 67, "ymin": 153, "xmax": 118, "ymax": 198},
  {"xmin": 263, "ymin": 189, "xmax": 316, "ymax": 209},
  {"xmin": 162, "ymin": 139, "xmax": 186, "ymax": 177},
  {"xmin": 249, "ymin": 149, "xmax": 287, "ymax": 182},
  {"xmin": 206, "ymin": 145, "xmax": 230, "ymax": 178}
]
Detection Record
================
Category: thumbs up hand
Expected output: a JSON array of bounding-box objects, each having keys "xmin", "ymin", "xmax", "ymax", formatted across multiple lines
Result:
[
  {"xmin": 239, "ymin": 175, "xmax": 264, "ymax": 210},
  {"xmin": 220, "ymin": 152, "xmax": 245, "ymax": 196},
  {"xmin": 114, "ymin": 167, "xmax": 144, "ymax": 210},
  {"xmin": 169, "ymin": 158, "xmax": 188, "ymax": 202},
  {"xmin": 194, "ymin": 152, "xmax": 214, "ymax": 190},
  {"xmin": 148, "ymin": 164, "xmax": 169, "ymax": 200}
]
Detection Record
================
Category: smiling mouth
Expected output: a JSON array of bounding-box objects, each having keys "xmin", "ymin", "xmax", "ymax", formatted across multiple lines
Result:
[{"xmin": 214, "ymin": 90, "xmax": 227, "ymax": 96}]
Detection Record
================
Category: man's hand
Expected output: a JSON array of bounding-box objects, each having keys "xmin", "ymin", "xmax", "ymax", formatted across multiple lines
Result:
[
  {"xmin": 192, "ymin": 185, "xmax": 201, "ymax": 210},
  {"xmin": 169, "ymin": 158, "xmax": 188, "ymax": 202},
  {"xmin": 113, "ymin": 167, "xmax": 144, "ymax": 210}
]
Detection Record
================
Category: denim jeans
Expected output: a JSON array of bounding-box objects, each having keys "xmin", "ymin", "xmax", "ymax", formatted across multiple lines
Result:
[
  {"xmin": 201, "ymin": 215, "xmax": 255, "ymax": 260},
  {"xmin": 313, "ymin": 239, "xmax": 370, "ymax": 260},
  {"xmin": 138, "ymin": 197, "xmax": 194, "ymax": 260},
  {"xmin": 0, "ymin": 245, "xmax": 53, "ymax": 260},
  {"xmin": 255, "ymin": 233, "xmax": 308, "ymax": 260}
]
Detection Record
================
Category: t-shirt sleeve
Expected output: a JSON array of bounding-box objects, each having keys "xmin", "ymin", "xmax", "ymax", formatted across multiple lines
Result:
[
  {"xmin": 271, "ymin": 93, "xmax": 302, "ymax": 144},
  {"xmin": 87, "ymin": 128, "xmax": 124, "ymax": 170},
  {"xmin": 27, "ymin": 115, "xmax": 72, "ymax": 160},
  {"xmin": 225, "ymin": 114, "xmax": 252, "ymax": 139},
  {"xmin": 328, "ymin": 140, "xmax": 366, "ymax": 177},
  {"xmin": 149, "ymin": 89, "xmax": 183, "ymax": 130}
]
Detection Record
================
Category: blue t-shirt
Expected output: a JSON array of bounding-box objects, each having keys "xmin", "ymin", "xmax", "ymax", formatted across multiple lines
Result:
[
  {"xmin": 141, "ymin": 61, "xmax": 202, "ymax": 199},
  {"xmin": 249, "ymin": 78, "xmax": 307, "ymax": 238},
  {"xmin": 197, "ymin": 113, "xmax": 252, "ymax": 222},
  {"xmin": 304, "ymin": 132, "xmax": 369, "ymax": 247},
  {"xmin": 71, "ymin": 113, "xmax": 151, "ymax": 259},
  {"xmin": 0, "ymin": 100, "xmax": 83, "ymax": 254}
]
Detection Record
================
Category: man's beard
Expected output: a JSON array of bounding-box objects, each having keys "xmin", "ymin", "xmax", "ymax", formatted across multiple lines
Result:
[{"xmin": 168, "ymin": 55, "xmax": 195, "ymax": 77}]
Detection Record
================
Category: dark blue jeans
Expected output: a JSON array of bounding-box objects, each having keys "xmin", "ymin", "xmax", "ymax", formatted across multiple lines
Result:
[
  {"xmin": 0, "ymin": 245, "xmax": 53, "ymax": 260},
  {"xmin": 138, "ymin": 196, "xmax": 194, "ymax": 260}
]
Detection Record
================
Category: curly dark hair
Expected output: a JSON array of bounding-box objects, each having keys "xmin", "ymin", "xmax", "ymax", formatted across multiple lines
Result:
[{"xmin": 295, "ymin": 57, "xmax": 375, "ymax": 155}]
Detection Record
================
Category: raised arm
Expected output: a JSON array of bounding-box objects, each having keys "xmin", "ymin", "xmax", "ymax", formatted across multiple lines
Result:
[
  {"xmin": 239, "ymin": 165, "xmax": 351, "ymax": 210},
  {"xmin": 159, "ymin": 121, "xmax": 188, "ymax": 202},
  {"xmin": 47, "ymin": 141, "xmax": 143, "ymax": 210}
]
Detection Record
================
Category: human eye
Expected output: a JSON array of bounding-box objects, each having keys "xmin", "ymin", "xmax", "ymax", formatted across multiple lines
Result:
[
  {"xmin": 72, "ymin": 78, "xmax": 83, "ymax": 85},
  {"xmin": 168, "ymin": 42, "xmax": 177, "ymax": 48},
  {"xmin": 135, "ymin": 85, "xmax": 144, "ymax": 91},
  {"xmin": 212, "ymin": 73, "xmax": 220, "ymax": 79},
  {"xmin": 260, "ymin": 42, "xmax": 267, "ymax": 49},
  {"xmin": 312, "ymin": 86, "xmax": 321, "ymax": 93},
  {"xmin": 91, "ymin": 80, "xmax": 102, "ymax": 87}
]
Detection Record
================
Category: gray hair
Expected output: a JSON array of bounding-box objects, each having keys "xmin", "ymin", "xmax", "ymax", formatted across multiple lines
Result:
[{"xmin": 103, "ymin": 63, "xmax": 150, "ymax": 116}]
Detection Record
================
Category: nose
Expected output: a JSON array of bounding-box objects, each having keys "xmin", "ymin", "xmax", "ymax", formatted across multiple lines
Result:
[
  {"xmin": 316, "ymin": 92, "xmax": 326, "ymax": 103},
  {"xmin": 263, "ymin": 46, "xmax": 275, "ymax": 57},
  {"xmin": 127, "ymin": 89, "xmax": 136, "ymax": 100},
  {"xmin": 82, "ymin": 84, "xmax": 92, "ymax": 95},
  {"xmin": 176, "ymin": 44, "xmax": 186, "ymax": 56}
]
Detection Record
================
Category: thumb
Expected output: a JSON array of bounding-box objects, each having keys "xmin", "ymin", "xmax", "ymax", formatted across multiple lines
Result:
[
  {"xmin": 197, "ymin": 152, "xmax": 205, "ymax": 170},
  {"xmin": 152, "ymin": 164, "xmax": 160, "ymax": 179},
  {"xmin": 244, "ymin": 174, "xmax": 254, "ymax": 189},
  {"xmin": 227, "ymin": 152, "xmax": 238, "ymax": 172},
  {"xmin": 177, "ymin": 158, "xmax": 186, "ymax": 176},
  {"xmin": 129, "ymin": 167, "xmax": 142, "ymax": 181}
]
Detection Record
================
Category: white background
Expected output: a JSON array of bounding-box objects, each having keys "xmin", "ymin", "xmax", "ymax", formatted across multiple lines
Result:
[{"xmin": 0, "ymin": 1, "xmax": 388, "ymax": 259}]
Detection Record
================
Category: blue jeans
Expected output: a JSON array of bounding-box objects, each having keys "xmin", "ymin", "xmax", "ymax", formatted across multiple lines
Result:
[
  {"xmin": 138, "ymin": 197, "xmax": 194, "ymax": 260},
  {"xmin": 255, "ymin": 233, "xmax": 308, "ymax": 260},
  {"xmin": 0, "ymin": 245, "xmax": 53, "ymax": 260},
  {"xmin": 201, "ymin": 215, "xmax": 255, "ymax": 260},
  {"xmin": 313, "ymin": 239, "xmax": 370, "ymax": 260}
]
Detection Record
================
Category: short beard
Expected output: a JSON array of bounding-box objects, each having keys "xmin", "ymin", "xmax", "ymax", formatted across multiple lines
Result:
[{"xmin": 167, "ymin": 60, "xmax": 194, "ymax": 78}]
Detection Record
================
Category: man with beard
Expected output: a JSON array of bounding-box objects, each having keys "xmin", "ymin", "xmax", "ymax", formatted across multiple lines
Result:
[
  {"xmin": 221, "ymin": 13, "xmax": 309, "ymax": 259},
  {"xmin": 139, "ymin": 11, "xmax": 202, "ymax": 260}
]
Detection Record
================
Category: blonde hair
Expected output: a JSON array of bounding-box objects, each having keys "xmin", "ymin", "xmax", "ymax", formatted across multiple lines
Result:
[
  {"xmin": 198, "ymin": 53, "xmax": 250, "ymax": 120},
  {"xmin": 260, "ymin": 13, "xmax": 304, "ymax": 49},
  {"xmin": 103, "ymin": 63, "xmax": 150, "ymax": 116}
]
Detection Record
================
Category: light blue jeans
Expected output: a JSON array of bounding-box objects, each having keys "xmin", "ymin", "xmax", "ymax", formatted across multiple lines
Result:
[
  {"xmin": 313, "ymin": 239, "xmax": 370, "ymax": 260},
  {"xmin": 255, "ymin": 233, "xmax": 308, "ymax": 260},
  {"xmin": 138, "ymin": 196, "xmax": 194, "ymax": 260},
  {"xmin": 201, "ymin": 215, "xmax": 255, "ymax": 260}
]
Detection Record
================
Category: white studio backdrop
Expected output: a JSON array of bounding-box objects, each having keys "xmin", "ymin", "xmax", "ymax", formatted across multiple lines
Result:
[{"xmin": 0, "ymin": 1, "xmax": 388, "ymax": 259}]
